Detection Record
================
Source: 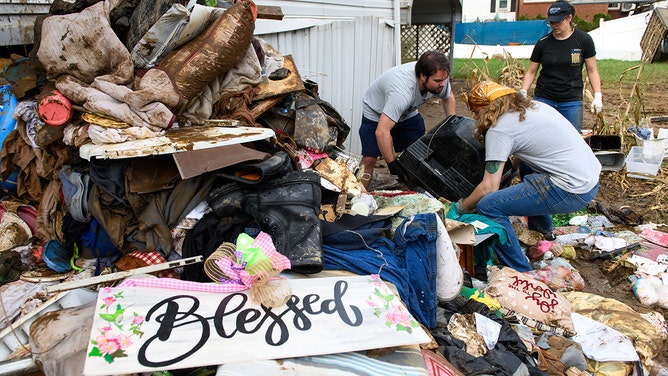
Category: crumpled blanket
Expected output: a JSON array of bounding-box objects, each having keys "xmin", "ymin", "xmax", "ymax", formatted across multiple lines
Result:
[
  {"xmin": 36, "ymin": 0, "xmax": 178, "ymax": 132},
  {"xmin": 87, "ymin": 123, "xmax": 165, "ymax": 145},
  {"xmin": 182, "ymin": 43, "xmax": 263, "ymax": 125}
]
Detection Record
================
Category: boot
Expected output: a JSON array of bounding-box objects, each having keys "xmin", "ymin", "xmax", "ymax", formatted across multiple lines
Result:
[
  {"xmin": 243, "ymin": 170, "xmax": 324, "ymax": 274},
  {"xmin": 216, "ymin": 151, "xmax": 294, "ymax": 185},
  {"xmin": 208, "ymin": 181, "xmax": 247, "ymax": 218}
]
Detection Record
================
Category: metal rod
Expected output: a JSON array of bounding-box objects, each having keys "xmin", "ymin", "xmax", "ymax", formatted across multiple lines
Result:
[{"xmin": 46, "ymin": 256, "xmax": 203, "ymax": 293}]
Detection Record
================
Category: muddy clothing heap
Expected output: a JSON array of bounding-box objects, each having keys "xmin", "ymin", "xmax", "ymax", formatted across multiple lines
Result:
[{"xmin": 0, "ymin": 0, "xmax": 666, "ymax": 375}]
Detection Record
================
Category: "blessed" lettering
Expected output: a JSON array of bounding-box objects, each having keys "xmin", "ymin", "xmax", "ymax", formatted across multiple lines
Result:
[{"xmin": 137, "ymin": 279, "xmax": 363, "ymax": 367}]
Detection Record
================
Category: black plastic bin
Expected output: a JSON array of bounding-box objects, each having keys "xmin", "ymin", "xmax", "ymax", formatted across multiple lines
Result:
[{"xmin": 397, "ymin": 115, "xmax": 512, "ymax": 201}]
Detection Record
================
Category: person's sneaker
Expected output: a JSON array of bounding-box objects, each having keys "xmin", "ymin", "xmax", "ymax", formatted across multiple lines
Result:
[{"xmin": 69, "ymin": 172, "xmax": 91, "ymax": 222}]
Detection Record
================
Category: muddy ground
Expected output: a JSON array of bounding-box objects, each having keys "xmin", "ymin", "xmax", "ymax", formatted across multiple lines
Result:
[{"xmin": 418, "ymin": 79, "xmax": 668, "ymax": 368}]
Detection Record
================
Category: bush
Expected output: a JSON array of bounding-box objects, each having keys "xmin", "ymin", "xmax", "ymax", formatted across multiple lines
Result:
[{"xmin": 575, "ymin": 13, "xmax": 610, "ymax": 31}]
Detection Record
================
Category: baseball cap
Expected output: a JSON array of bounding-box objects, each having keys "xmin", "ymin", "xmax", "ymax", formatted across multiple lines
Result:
[{"xmin": 546, "ymin": 1, "xmax": 573, "ymax": 23}]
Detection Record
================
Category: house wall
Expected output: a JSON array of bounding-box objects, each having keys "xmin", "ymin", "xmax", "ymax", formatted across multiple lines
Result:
[
  {"xmin": 0, "ymin": 0, "xmax": 51, "ymax": 46},
  {"xmin": 254, "ymin": 16, "xmax": 398, "ymax": 155},
  {"xmin": 517, "ymin": 1, "xmax": 608, "ymax": 21},
  {"xmin": 254, "ymin": 0, "xmax": 396, "ymax": 19},
  {"xmin": 461, "ymin": 0, "xmax": 516, "ymax": 22}
]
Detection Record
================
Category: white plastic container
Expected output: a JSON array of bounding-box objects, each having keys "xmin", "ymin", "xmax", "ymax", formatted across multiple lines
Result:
[
  {"xmin": 642, "ymin": 138, "xmax": 668, "ymax": 160},
  {"xmin": 626, "ymin": 146, "xmax": 664, "ymax": 179},
  {"xmin": 633, "ymin": 132, "xmax": 668, "ymax": 160}
]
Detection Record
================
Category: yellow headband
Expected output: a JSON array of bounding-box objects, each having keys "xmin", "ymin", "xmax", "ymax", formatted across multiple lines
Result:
[{"xmin": 464, "ymin": 81, "xmax": 517, "ymax": 112}]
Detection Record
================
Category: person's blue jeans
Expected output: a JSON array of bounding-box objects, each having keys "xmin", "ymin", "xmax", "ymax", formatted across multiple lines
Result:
[
  {"xmin": 533, "ymin": 96, "xmax": 583, "ymax": 133},
  {"xmin": 518, "ymin": 165, "xmax": 552, "ymax": 235},
  {"xmin": 477, "ymin": 174, "xmax": 599, "ymax": 272}
]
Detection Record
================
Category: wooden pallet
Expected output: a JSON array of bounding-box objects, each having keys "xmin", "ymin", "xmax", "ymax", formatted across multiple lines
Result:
[{"xmin": 640, "ymin": 8, "xmax": 668, "ymax": 62}]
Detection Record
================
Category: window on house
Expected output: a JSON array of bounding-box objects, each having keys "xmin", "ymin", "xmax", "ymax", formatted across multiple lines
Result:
[
  {"xmin": 491, "ymin": 0, "xmax": 509, "ymax": 12},
  {"xmin": 608, "ymin": 3, "xmax": 621, "ymax": 10}
]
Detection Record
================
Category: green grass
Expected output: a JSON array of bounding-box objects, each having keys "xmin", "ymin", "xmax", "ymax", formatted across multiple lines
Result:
[{"xmin": 452, "ymin": 58, "xmax": 668, "ymax": 85}]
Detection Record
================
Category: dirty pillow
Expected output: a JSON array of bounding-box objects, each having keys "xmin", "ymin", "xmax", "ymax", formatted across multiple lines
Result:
[{"xmin": 483, "ymin": 266, "xmax": 576, "ymax": 336}]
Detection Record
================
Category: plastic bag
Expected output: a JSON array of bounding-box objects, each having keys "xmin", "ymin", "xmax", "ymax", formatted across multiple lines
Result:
[
  {"xmin": 633, "ymin": 276, "xmax": 668, "ymax": 308},
  {"xmin": 528, "ymin": 257, "xmax": 585, "ymax": 291}
]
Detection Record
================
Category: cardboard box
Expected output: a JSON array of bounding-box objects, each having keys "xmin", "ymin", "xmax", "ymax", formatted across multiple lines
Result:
[{"xmin": 444, "ymin": 218, "xmax": 476, "ymax": 245}]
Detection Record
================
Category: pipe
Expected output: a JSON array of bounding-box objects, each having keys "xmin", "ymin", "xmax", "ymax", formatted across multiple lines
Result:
[{"xmin": 394, "ymin": 0, "xmax": 401, "ymax": 64}]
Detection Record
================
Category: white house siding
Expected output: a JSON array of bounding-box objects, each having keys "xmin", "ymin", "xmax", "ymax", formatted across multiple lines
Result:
[
  {"xmin": 460, "ymin": 0, "xmax": 515, "ymax": 22},
  {"xmin": 254, "ymin": 0, "xmax": 396, "ymax": 19},
  {"xmin": 255, "ymin": 16, "xmax": 397, "ymax": 154},
  {"xmin": 0, "ymin": 0, "xmax": 51, "ymax": 46}
]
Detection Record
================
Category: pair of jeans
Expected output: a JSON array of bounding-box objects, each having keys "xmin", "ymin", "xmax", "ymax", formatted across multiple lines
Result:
[
  {"xmin": 477, "ymin": 174, "xmax": 599, "ymax": 272},
  {"xmin": 518, "ymin": 163, "xmax": 551, "ymax": 235},
  {"xmin": 533, "ymin": 96, "xmax": 583, "ymax": 132},
  {"xmin": 323, "ymin": 213, "xmax": 438, "ymax": 329}
]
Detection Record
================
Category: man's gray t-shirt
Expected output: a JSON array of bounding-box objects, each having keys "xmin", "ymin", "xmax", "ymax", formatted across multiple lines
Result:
[
  {"xmin": 485, "ymin": 101, "xmax": 601, "ymax": 194},
  {"xmin": 362, "ymin": 61, "xmax": 451, "ymax": 123}
]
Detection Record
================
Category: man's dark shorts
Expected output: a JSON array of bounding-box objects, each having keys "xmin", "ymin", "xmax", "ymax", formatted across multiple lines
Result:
[{"xmin": 359, "ymin": 114, "xmax": 426, "ymax": 157}]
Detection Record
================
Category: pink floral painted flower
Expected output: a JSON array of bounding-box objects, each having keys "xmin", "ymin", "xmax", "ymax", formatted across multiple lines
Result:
[
  {"xmin": 101, "ymin": 287, "xmax": 112, "ymax": 294},
  {"xmin": 386, "ymin": 308, "xmax": 411, "ymax": 326},
  {"xmin": 96, "ymin": 335, "xmax": 120, "ymax": 355},
  {"xmin": 90, "ymin": 289, "xmax": 146, "ymax": 364},
  {"xmin": 132, "ymin": 315, "xmax": 145, "ymax": 325},
  {"xmin": 102, "ymin": 295, "xmax": 117, "ymax": 306},
  {"xmin": 116, "ymin": 334, "xmax": 132, "ymax": 349}
]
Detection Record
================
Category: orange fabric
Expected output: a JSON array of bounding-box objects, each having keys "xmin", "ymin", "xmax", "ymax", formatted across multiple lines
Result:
[{"xmin": 465, "ymin": 81, "xmax": 516, "ymax": 112}]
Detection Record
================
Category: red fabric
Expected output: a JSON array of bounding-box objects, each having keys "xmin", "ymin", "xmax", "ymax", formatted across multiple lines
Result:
[{"xmin": 126, "ymin": 250, "xmax": 179, "ymax": 279}]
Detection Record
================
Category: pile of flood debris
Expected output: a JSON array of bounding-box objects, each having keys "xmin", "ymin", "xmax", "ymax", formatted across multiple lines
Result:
[{"xmin": 1, "ymin": 0, "xmax": 668, "ymax": 375}]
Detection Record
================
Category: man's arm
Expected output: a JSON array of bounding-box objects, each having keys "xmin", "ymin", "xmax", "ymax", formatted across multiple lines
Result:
[
  {"xmin": 375, "ymin": 113, "xmax": 398, "ymax": 162},
  {"xmin": 441, "ymin": 94, "xmax": 456, "ymax": 116}
]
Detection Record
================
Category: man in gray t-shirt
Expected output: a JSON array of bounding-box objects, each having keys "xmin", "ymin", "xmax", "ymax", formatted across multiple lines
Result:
[{"xmin": 359, "ymin": 50, "xmax": 456, "ymax": 190}]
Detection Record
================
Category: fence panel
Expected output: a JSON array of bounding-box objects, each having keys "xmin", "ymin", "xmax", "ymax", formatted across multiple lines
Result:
[
  {"xmin": 454, "ymin": 20, "xmax": 550, "ymax": 45},
  {"xmin": 401, "ymin": 24, "xmax": 452, "ymax": 62}
]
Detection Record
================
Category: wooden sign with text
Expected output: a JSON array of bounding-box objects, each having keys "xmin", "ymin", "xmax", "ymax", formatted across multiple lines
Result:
[{"xmin": 83, "ymin": 275, "xmax": 430, "ymax": 375}]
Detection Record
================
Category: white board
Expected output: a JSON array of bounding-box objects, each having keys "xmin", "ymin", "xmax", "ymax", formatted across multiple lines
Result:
[
  {"xmin": 78, "ymin": 125, "xmax": 275, "ymax": 160},
  {"xmin": 83, "ymin": 275, "xmax": 431, "ymax": 375}
]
